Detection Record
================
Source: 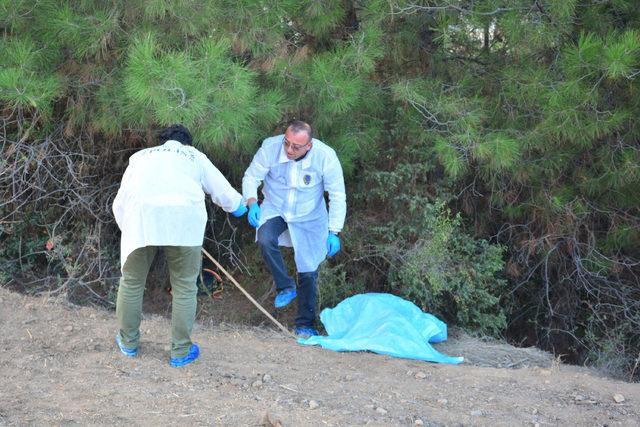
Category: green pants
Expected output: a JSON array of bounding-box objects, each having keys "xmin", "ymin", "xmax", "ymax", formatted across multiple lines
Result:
[{"xmin": 116, "ymin": 245, "xmax": 201, "ymax": 358}]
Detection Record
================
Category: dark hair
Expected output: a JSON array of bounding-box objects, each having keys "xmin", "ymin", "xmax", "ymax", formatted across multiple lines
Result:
[
  {"xmin": 159, "ymin": 124, "xmax": 193, "ymax": 146},
  {"xmin": 287, "ymin": 120, "xmax": 313, "ymax": 141}
]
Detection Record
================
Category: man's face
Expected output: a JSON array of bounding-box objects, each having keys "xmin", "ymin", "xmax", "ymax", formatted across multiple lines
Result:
[{"xmin": 283, "ymin": 129, "xmax": 312, "ymax": 160}]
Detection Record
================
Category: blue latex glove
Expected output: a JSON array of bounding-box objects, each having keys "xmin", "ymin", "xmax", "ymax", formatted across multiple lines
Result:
[
  {"xmin": 327, "ymin": 232, "xmax": 341, "ymax": 257},
  {"xmin": 231, "ymin": 202, "xmax": 247, "ymax": 218},
  {"xmin": 248, "ymin": 202, "xmax": 261, "ymax": 228}
]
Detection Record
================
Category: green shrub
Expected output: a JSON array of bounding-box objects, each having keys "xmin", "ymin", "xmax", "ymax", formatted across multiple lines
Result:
[
  {"xmin": 318, "ymin": 261, "xmax": 366, "ymax": 311},
  {"xmin": 387, "ymin": 201, "xmax": 507, "ymax": 336}
]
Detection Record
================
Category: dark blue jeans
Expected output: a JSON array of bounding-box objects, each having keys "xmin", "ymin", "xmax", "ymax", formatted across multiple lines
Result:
[{"xmin": 257, "ymin": 216, "xmax": 318, "ymax": 328}]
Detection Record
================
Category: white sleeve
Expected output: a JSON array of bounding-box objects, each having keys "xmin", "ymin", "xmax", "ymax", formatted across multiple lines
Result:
[
  {"xmin": 200, "ymin": 155, "xmax": 243, "ymax": 213},
  {"xmin": 112, "ymin": 161, "xmax": 135, "ymax": 229},
  {"xmin": 323, "ymin": 153, "xmax": 346, "ymax": 233},
  {"xmin": 242, "ymin": 144, "xmax": 270, "ymax": 200}
]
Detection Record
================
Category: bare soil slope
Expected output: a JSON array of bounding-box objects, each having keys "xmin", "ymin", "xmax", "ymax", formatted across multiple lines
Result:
[{"xmin": 0, "ymin": 287, "xmax": 638, "ymax": 426}]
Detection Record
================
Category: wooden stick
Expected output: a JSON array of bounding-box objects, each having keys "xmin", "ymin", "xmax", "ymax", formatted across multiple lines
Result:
[{"xmin": 201, "ymin": 248, "xmax": 295, "ymax": 338}]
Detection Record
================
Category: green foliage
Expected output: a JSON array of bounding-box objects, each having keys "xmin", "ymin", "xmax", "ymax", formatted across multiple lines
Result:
[
  {"xmin": 0, "ymin": 38, "xmax": 62, "ymax": 114},
  {"xmin": 121, "ymin": 34, "xmax": 277, "ymax": 147},
  {"xmin": 433, "ymin": 136, "xmax": 467, "ymax": 179},
  {"xmin": 0, "ymin": 220, "xmax": 47, "ymax": 275},
  {"xmin": 0, "ymin": 0, "xmax": 33, "ymax": 32},
  {"xmin": 318, "ymin": 262, "xmax": 365, "ymax": 311},
  {"xmin": 347, "ymin": 144, "xmax": 508, "ymax": 336},
  {"xmin": 208, "ymin": 0, "xmax": 295, "ymax": 59},
  {"xmin": 342, "ymin": 25, "xmax": 385, "ymax": 74},
  {"xmin": 305, "ymin": 52, "xmax": 364, "ymax": 116},
  {"xmin": 604, "ymin": 30, "xmax": 640, "ymax": 79},
  {"xmin": 42, "ymin": 2, "xmax": 119, "ymax": 60},
  {"xmin": 2, "ymin": 0, "xmax": 640, "ymax": 380},
  {"xmin": 385, "ymin": 201, "xmax": 507, "ymax": 336},
  {"xmin": 92, "ymin": 76, "xmax": 128, "ymax": 136},
  {"xmin": 297, "ymin": 0, "xmax": 345, "ymax": 40},
  {"xmin": 562, "ymin": 31, "xmax": 640, "ymax": 81},
  {"xmin": 391, "ymin": 78, "xmax": 487, "ymax": 180},
  {"xmin": 474, "ymin": 133, "xmax": 521, "ymax": 172}
]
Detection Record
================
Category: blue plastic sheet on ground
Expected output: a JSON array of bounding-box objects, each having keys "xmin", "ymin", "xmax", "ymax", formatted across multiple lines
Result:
[{"xmin": 298, "ymin": 293, "xmax": 464, "ymax": 364}]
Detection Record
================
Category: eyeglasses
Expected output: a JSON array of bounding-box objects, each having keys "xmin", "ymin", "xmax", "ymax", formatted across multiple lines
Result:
[{"xmin": 283, "ymin": 136, "xmax": 309, "ymax": 152}]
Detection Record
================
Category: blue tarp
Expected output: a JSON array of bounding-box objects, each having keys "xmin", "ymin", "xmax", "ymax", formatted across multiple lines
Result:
[{"xmin": 298, "ymin": 293, "xmax": 464, "ymax": 364}]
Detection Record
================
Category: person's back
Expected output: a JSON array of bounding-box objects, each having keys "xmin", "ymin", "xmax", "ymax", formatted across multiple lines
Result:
[
  {"xmin": 114, "ymin": 140, "xmax": 210, "ymax": 255},
  {"xmin": 112, "ymin": 124, "xmax": 247, "ymax": 367},
  {"xmin": 125, "ymin": 141, "xmax": 204, "ymax": 207}
]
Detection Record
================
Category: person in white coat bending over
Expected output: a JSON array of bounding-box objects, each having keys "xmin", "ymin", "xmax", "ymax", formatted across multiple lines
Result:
[
  {"xmin": 112, "ymin": 124, "xmax": 247, "ymax": 367},
  {"xmin": 242, "ymin": 120, "xmax": 346, "ymax": 337}
]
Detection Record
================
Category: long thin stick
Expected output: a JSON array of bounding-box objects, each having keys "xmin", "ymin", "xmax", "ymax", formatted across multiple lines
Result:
[{"xmin": 201, "ymin": 248, "xmax": 295, "ymax": 338}]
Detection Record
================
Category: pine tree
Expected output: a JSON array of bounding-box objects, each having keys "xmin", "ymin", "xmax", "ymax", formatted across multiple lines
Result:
[{"xmin": 1, "ymin": 0, "xmax": 639, "ymax": 379}]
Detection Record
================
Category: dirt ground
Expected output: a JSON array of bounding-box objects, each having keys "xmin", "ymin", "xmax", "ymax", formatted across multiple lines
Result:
[{"xmin": 0, "ymin": 286, "xmax": 638, "ymax": 426}]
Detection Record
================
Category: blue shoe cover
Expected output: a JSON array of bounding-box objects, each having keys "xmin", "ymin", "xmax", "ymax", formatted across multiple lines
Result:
[
  {"xmin": 170, "ymin": 343, "xmax": 200, "ymax": 367},
  {"xmin": 274, "ymin": 288, "xmax": 297, "ymax": 308},
  {"xmin": 295, "ymin": 327, "xmax": 319, "ymax": 338},
  {"xmin": 115, "ymin": 334, "xmax": 138, "ymax": 357}
]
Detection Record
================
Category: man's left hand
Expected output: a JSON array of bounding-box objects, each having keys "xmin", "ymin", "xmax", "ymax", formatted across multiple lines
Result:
[{"xmin": 327, "ymin": 232, "xmax": 341, "ymax": 257}]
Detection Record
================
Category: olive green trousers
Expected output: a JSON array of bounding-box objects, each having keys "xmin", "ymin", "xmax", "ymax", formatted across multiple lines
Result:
[{"xmin": 116, "ymin": 245, "xmax": 201, "ymax": 358}]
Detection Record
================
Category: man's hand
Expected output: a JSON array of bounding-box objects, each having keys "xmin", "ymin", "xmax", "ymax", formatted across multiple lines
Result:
[
  {"xmin": 326, "ymin": 232, "xmax": 341, "ymax": 257},
  {"xmin": 248, "ymin": 201, "xmax": 261, "ymax": 228},
  {"xmin": 231, "ymin": 201, "xmax": 248, "ymax": 218}
]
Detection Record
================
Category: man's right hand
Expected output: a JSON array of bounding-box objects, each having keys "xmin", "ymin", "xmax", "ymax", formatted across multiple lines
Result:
[{"xmin": 248, "ymin": 201, "xmax": 261, "ymax": 228}]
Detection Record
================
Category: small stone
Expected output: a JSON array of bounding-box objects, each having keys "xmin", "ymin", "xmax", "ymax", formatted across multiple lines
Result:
[
  {"xmin": 251, "ymin": 380, "xmax": 263, "ymax": 388},
  {"xmin": 262, "ymin": 374, "xmax": 272, "ymax": 383},
  {"xmin": 574, "ymin": 395, "xmax": 584, "ymax": 402},
  {"xmin": 539, "ymin": 369, "xmax": 551, "ymax": 376},
  {"xmin": 364, "ymin": 404, "xmax": 375, "ymax": 410},
  {"xmin": 532, "ymin": 408, "xmax": 538, "ymax": 415},
  {"xmin": 309, "ymin": 400, "xmax": 319, "ymax": 410},
  {"xmin": 437, "ymin": 399, "xmax": 448, "ymax": 405},
  {"xmin": 375, "ymin": 407, "xmax": 388, "ymax": 415},
  {"xmin": 470, "ymin": 410, "xmax": 482, "ymax": 416},
  {"xmin": 613, "ymin": 394, "xmax": 625, "ymax": 403},
  {"xmin": 414, "ymin": 371, "xmax": 427, "ymax": 379},
  {"xmin": 414, "ymin": 419, "xmax": 424, "ymax": 426},
  {"xmin": 534, "ymin": 423, "xmax": 540, "ymax": 427},
  {"xmin": 25, "ymin": 303, "xmax": 35, "ymax": 311},
  {"xmin": 344, "ymin": 374, "xmax": 353, "ymax": 381},
  {"xmin": 64, "ymin": 325, "xmax": 73, "ymax": 332},
  {"xmin": 262, "ymin": 411, "xmax": 283, "ymax": 427},
  {"xmin": 163, "ymin": 345, "xmax": 171, "ymax": 352}
]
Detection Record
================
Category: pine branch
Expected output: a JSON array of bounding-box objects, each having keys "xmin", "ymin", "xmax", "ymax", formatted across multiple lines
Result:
[{"xmin": 392, "ymin": 3, "xmax": 533, "ymax": 17}]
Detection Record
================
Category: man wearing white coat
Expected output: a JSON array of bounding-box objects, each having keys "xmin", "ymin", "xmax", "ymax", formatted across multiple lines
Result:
[
  {"xmin": 112, "ymin": 124, "xmax": 247, "ymax": 367},
  {"xmin": 243, "ymin": 120, "xmax": 346, "ymax": 337}
]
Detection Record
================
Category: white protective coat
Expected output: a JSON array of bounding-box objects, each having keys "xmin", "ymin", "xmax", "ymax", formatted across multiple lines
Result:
[
  {"xmin": 113, "ymin": 140, "xmax": 242, "ymax": 269},
  {"xmin": 242, "ymin": 135, "xmax": 346, "ymax": 272}
]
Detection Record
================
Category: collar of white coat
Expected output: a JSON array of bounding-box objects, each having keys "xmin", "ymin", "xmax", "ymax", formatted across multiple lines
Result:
[
  {"xmin": 164, "ymin": 139, "xmax": 184, "ymax": 148},
  {"xmin": 277, "ymin": 137, "xmax": 314, "ymax": 168}
]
